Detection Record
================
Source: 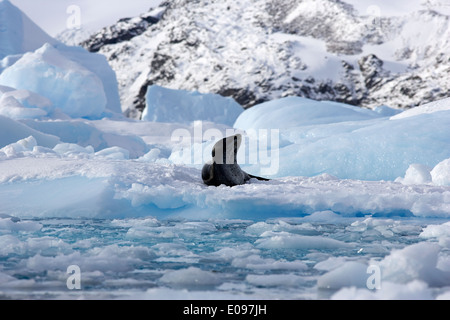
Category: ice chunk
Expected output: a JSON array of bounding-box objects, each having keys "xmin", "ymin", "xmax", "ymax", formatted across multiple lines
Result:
[
  {"xmin": 0, "ymin": 176, "xmax": 116, "ymax": 218},
  {"xmin": 55, "ymin": 43, "xmax": 121, "ymax": 114},
  {"xmin": 0, "ymin": 135, "xmax": 36, "ymax": 158},
  {"xmin": 0, "ymin": 216, "xmax": 42, "ymax": 233},
  {"xmin": 0, "ymin": 43, "xmax": 107, "ymax": 119},
  {"xmin": 246, "ymin": 274, "xmax": 306, "ymax": 287},
  {"xmin": 21, "ymin": 119, "xmax": 149, "ymax": 159},
  {"xmin": 420, "ymin": 222, "xmax": 450, "ymax": 248},
  {"xmin": 332, "ymin": 280, "xmax": 433, "ymax": 300},
  {"xmin": 396, "ymin": 164, "xmax": 432, "ymax": 185},
  {"xmin": 53, "ymin": 143, "xmax": 94, "ymax": 157},
  {"xmin": 159, "ymin": 267, "xmax": 222, "ymax": 289},
  {"xmin": 431, "ymin": 158, "xmax": 450, "ymax": 186},
  {"xmin": 138, "ymin": 148, "xmax": 161, "ymax": 162},
  {"xmin": 317, "ymin": 261, "xmax": 369, "ymax": 289},
  {"xmin": 255, "ymin": 232, "xmax": 350, "ymax": 250},
  {"xmin": 0, "ymin": 85, "xmax": 55, "ymax": 120},
  {"xmin": 379, "ymin": 242, "xmax": 450, "ymax": 287},
  {"xmin": 142, "ymin": 85, "xmax": 243, "ymax": 126},
  {"xmin": 95, "ymin": 147, "xmax": 129, "ymax": 160},
  {"xmin": 232, "ymin": 254, "xmax": 308, "ymax": 271}
]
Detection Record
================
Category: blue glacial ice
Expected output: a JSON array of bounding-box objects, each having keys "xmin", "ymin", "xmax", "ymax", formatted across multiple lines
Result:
[
  {"xmin": 233, "ymin": 96, "xmax": 450, "ymax": 181},
  {"xmin": 142, "ymin": 85, "xmax": 244, "ymax": 126},
  {"xmin": 0, "ymin": 44, "xmax": 107, "ymax": 119}
]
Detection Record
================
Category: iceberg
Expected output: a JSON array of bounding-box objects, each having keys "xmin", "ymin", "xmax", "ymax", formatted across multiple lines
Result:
[
  {"xmin": 234, "ymin": 96, "xmax": 387, "ymax": 130},
  {"xmin": 234, "ymin": 96, "xmax": 450, "ymax": 181},
  {"xmin": 0, "ymin": 0, "xmax": 121, "ymax": 116},
  {"xmin": 0, "ymin": 0, "xmax": 57, "ymax": 59},
  {"xmin": 54, "ymin": 43, "xmax": 122, "ymax": 114},
  {"xmin": 142, "ymin": 85, "xmax": 243, "ymax": 126},
  {"xmin": 0, "ymin": 44, "xmax": 107, "ymax": 119}
]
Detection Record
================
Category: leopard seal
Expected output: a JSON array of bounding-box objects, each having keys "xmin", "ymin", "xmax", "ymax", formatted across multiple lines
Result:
[{"xmin": 202, "ymin": 134, "xmax": 269, "ymax": 187}]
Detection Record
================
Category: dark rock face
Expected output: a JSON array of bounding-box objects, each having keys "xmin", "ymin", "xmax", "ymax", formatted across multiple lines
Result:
[{"xmin": 79, "ymin": 0, "xmax": 450, "ymax": 118}]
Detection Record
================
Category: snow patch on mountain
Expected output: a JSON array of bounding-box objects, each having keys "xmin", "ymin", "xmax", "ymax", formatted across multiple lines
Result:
[{"xmin": 79, "ymin": 0, "xmax": 450, "ymax": 118}]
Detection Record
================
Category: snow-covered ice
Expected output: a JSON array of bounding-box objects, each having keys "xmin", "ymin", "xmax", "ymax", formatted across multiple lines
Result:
[
  {"xmin": 233, "ymin": 96, "xmax": 450, "ymax": 181},
  {"xmin": 0, "ymin": 94, "xmax": 449, "ymax": 299},
  {"xmin": 1, "ymin": 0, "xmax": 450, "ymax": 300}
]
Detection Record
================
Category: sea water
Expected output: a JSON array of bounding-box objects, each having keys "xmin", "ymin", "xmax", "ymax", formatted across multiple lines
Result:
[{"xmin": 1, "ymin": 214, "xmax": 447, "ymax": 300}]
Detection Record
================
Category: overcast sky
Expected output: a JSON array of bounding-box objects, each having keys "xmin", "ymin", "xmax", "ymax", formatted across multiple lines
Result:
[{"xmin": 10, "ymin": 0, "xmax": 163, "ymax": 36}]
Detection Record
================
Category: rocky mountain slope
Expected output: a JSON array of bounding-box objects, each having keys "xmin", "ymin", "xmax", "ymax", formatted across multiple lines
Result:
[{"xmin": 78, "ymin": 0, "xmax": 450, "ymax": 118}]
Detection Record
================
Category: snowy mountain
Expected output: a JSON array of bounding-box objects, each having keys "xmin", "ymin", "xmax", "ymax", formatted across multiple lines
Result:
[{"xmin": 80, "ymin": 0, "xmax": 450, "ymax": 118}]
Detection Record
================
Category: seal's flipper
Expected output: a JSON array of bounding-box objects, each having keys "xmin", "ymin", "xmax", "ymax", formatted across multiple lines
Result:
[
  {"xmin": 248, "ymin": 174, "xmax": 271, "ymax": 182},
  {"xmin": 212, "ymin": 134, "xmax": 242, "ymax": 165}
]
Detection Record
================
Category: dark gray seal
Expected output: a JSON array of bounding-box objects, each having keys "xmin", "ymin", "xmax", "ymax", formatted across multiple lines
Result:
[{"xmin": 202, "ymin": 134, "xmax": 269, "ymax": 187}]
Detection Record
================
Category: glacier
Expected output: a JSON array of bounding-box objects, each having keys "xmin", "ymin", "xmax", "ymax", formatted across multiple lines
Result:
[{"xmin": 1, "ymin": 0, "xmax": 450, "ymax": 301}]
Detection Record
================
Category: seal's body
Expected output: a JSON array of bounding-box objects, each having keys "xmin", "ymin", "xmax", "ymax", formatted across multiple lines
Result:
[{"xmin": 202, "ymin": 134, "xmax": 269, "ymax": 187}]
